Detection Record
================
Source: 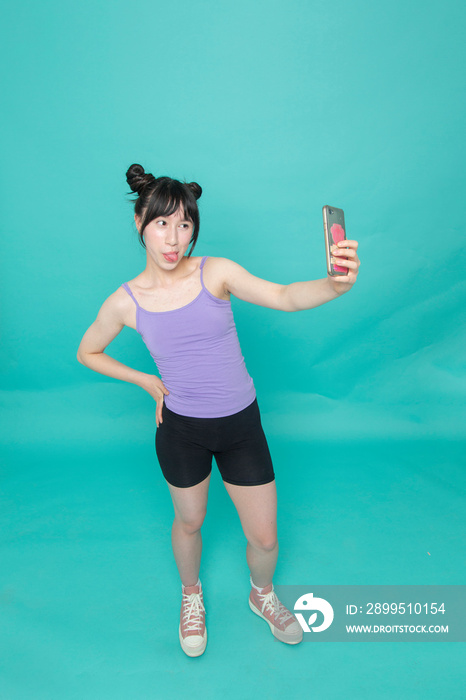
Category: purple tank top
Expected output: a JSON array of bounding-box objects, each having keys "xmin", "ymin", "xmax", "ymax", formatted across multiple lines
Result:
[{"xmin": 121, "ymin": 256, "xmax": 256, "ymax": 418}]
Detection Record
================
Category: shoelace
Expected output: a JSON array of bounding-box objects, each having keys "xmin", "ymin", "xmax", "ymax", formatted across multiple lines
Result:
[
  {"xmin": 257, "ymin": 589, "xmax": 295, "ymax": 625},
  {"xmin": 181, "ymin": 591, "xmax": 205, "ymax": 632}
]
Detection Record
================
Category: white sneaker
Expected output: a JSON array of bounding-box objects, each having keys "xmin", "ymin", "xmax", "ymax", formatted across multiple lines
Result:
[
  {"xmin": 179, "ymin": 581, "xmax": 207, "ymax": 657},
  {"xmin": 249, "ymin": 582, "xmax": 303, "ymax": 644}
]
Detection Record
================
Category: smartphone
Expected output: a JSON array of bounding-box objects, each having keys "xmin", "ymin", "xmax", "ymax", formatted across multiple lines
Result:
[{"xmin": 323, "ymin": 205, "xmax": 347, "ymax": 276}]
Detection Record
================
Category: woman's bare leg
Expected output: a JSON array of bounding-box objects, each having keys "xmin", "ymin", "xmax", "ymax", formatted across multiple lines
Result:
[
  {"xmin": 166, "ymin": 473, "xmax": 212, "ymax": 587},
  {"xmin": 222, "ymin": 479, "xmax": 278, "ymax": 588}
]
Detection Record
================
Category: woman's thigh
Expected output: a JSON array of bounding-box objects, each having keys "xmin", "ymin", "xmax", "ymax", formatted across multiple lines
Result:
[
  {"xmin": 166, "ymin": 472, "xmax": 212, "ymax": 530},
  {"xmin": 156, "ymin": 402, "xmax": 213, "ymax": 488},
  {"xmin": 222, "ymin": 479, "xmax": 277, "ymax": 548},
  {"xmin": 214, "ymin": 399, "xmax": 275, "ymax": 486}
]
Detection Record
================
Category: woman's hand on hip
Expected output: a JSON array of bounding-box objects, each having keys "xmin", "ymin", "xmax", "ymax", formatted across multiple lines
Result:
[{"xmin": 142, "ymin": 375, "xmax": 169, "ymax": 428}]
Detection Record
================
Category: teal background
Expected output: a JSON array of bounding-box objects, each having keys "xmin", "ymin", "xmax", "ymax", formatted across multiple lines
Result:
[{"xmin": 1, "ymin": 0, "xmax": 465, "ymax": 698}]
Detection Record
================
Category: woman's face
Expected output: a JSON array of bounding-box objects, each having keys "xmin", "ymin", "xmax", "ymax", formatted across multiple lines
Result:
[{"xmin": 137, "ymin": 207, "xmax": 194, "ymax": 268}]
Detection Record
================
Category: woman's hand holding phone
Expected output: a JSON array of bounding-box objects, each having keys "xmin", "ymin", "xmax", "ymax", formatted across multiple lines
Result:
[
  {"xmin": 322, "ymin": 205, "xmax": 360, "ymax": 294},
  {"xmin": 328, "ymin": 239, "xmax": 360, "ymax": 294}
]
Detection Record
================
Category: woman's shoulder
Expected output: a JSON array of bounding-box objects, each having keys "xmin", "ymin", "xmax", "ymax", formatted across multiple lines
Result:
[
  {"xmin": 201, "ymin": 257, "xmax": 235, "ymax": 300},
  {"xmin": 103, "ymin": 280, "xmax": 146, "ymax": 330},
  {"xmin": 105, "ymin": 282, "xmax": 137, "ymax": 318},
  {"xmin": 203, "ymin": 255, "xmax": 235, "ymax": 272},
  {"xmin": 203, "ymin": 256, "xmax": 247, "ymax": 281}
]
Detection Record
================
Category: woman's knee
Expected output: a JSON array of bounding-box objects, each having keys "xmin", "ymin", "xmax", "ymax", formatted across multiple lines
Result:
[
  {"xmin": 248, "ymin": 532, "xmax": 278, "ymax": 551},
  {"xmin": 167, "ymin": 473, "xmax": 211, "ymax": 534},
  {"xmin": 173, "ymin": 509, "xmax": 207, "ymax": 535}
]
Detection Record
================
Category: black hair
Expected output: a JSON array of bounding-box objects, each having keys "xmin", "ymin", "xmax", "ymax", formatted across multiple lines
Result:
[{"xmin": 126, "ymin": 163, "xmax": 202, "ymax": 257}]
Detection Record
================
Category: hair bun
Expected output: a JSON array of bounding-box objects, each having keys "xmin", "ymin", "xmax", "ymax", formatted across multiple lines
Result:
[
  {"xmin": 186, "ymin": 181, "xmax": 202, "ymax": 200},
  {"xmin": 126, "ymin": 163, "xmax": 156, "ymax": 196}
]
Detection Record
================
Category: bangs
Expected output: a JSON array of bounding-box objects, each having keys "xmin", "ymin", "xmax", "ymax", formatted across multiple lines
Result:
[{"xmin": 142, "ymin": 180, "xmax": 195, "ymax": 227}]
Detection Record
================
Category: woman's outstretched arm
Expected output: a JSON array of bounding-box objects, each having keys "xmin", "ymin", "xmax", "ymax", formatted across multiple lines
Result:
[{"xmin": 219, "ymin": 239, "xmax": 360, "ymax": 311}]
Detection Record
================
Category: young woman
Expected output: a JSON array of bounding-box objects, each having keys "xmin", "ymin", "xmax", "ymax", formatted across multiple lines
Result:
[{"xmin": 77, "ymin": 163, "xmax": 360, "ymax": 658}]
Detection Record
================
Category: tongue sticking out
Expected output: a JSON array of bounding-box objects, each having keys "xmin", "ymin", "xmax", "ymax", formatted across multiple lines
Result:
[{"xmin": 165, "ymin": 253, "xmax": 178, "ymax": 262}]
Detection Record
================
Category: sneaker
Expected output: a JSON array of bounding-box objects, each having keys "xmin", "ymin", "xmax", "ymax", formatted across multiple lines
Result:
[
  {"xmin": 249, "ymin": 582, "xmax": 303, "ymax": 644},
  {"xmin": 179, "ymin": 580, "xmax": 207, "ymax": 657}
]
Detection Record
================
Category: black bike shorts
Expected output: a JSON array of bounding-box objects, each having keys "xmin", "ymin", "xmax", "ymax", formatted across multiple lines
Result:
[{"xmin": 155, "ymin": 398, "xmax": 275, "ymax": 488}]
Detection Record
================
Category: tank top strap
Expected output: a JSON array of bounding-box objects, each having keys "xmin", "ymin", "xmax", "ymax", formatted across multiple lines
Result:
[
  {"xmin": 121, "ymin": 282, "xmax": 140, "ymax": 308},
  {"xmin": 200, "ymin": 256, "xmax": 209, "ymax": 290}
]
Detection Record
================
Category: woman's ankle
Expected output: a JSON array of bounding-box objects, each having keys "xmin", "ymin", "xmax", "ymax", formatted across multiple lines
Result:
[{"xmin": 182, "ymin": 577, "xmax": 201, "ymax": 590}]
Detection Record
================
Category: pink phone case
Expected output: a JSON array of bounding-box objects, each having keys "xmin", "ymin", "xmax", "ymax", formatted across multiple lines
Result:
[
  {"xmin": 330, "ymin": 223, "xmax": 347, "ymax": 272},
  {"xmin": 323, "ymin": 206, "xmax": 347, "ymax": 276}
]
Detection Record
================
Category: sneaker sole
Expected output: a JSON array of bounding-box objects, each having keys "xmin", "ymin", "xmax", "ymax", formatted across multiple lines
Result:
[
  {"xmin": 179, "ymin": 625, "xmax": 207, "ymax": 657},
  {"xmin": 249, "ymin": 598, "xmax": 303, "ymax": 645}
]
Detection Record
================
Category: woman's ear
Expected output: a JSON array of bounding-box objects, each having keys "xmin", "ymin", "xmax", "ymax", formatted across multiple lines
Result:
[{"xmin": 134, "ymin": 213, "xmax": 141, "ymax": 232}]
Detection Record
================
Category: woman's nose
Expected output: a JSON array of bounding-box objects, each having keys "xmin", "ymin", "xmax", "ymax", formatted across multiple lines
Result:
[{"xmin": 165, "ymin": 226, "xmax": 178, "ymax": 245}]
